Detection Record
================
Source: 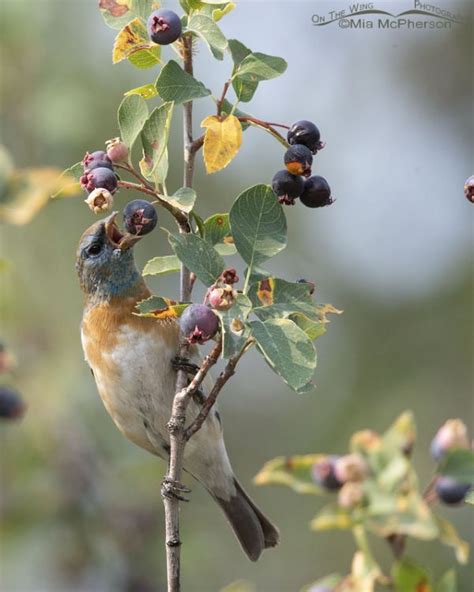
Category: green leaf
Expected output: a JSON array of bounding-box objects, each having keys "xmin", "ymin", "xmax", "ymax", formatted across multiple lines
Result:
[
  {"xmin": 118, "ymin": 95, "xmax": 149, "ymax": 149},
  {"xmin": 248, "ymin": 277, "xmax": 318, "ymax": 321},
  {"xmin": 311, "ymin": 504, "xmax": 355, "ymax": 531},
  {"xmin": 435, "ymin": 570, "xmax": 458, "ymax": 592},
  {"xmin": 233, "ymin": 51, "xmax": 287, "ymax": 82},
  {"xmin": 169, "ymin": 233, "xmax": 225, "ymax": 286},
  {"xmin": 290, "ymin": 313, "xmax": 326, "ymax": 341},
  {"xmin": 229, "ymin": 184, "xmax": 287, "ymax": 272},
  {"xmin": 216, "ymin": 294, "xmax": 252, "ymax": 359},
  {"xmin": 436, "ymin": 516, "xmax": 469, "ymax": 565},
  {"xmin": 439, "ymin": 449, "xmax": 474, "ymax": 484},
  {"xmin": 155, "ymin": 60, "xmax": 211, "ymax": 104},
  {"xmin": 135, "ymin": 295, "xmax": 189, "ymax": 319},
  {"xmin": 383, "ymin": 410, "xmax": 416, "ymax": 456},
  {"xmin": 228, "ymin": 39, "xmax": 258, "ymax": 102},
  {"xmin": 204, "ymin": 213, "xmax": 232, "ymax": 245},
  {"xmin": 250, "ymin": 318, "xmax": 316, "ymax": 391},
  {"xmin": 139, "ymin": 102, "xmax": 174, "ymax": 184},
  {"xmin": 392, "ymin": 559, "xmax": 432, "ymax": 592},
  {"xmin": 142, "ymin": 255, "xmax": 180, "ymax": 276},
  {"xmin": 465, "ymin": 489, "xmax": 474, "ymax": 505},
  {"xmin": 212, "ymin": 2, "xmax": 235, "ymax": 21},
  {"xmin": 161, "ymin": 187, "xmax": 196, "ymax": 213},
  {"xmin": 220, "ymin": 99, "xmax": 251, "ymax": 130},
  {"xmin": 124, "ymin": 83, "xmax": 158, "ymax": 100},
  {"xmin": 186, "ymin": 14, "xmax": 228, "ymax": 60},
  {"xmin": 254, "ymin": 454, "xmax": 325, "ymax": 494},
  {"xmin": 127, "ymin": 46, "xmax": 161, "ymax": 69}
]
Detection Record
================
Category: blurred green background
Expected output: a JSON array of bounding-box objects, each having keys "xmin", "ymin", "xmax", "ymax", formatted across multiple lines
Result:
[{"xmin": 0, "ymin": 0, "xmax": 472, "ymax": 590}]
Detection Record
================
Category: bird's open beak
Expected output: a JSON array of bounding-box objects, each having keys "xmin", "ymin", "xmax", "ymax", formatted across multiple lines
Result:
[{"xmin": 104, "ymin": 212, "xmax": 142, "ymax": 251}]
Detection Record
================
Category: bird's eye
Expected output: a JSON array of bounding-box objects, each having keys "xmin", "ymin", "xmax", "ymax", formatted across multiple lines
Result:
[{"xmin": 87, "ymin": 242, "xmax": 102, "ymax": 257}]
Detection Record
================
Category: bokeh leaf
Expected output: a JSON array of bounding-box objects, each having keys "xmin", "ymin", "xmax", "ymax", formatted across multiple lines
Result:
[
  {"xmin": 51, "ymin": 162, "xmax": 83, "ymax": 199},
  {"xmin": 169, "ymin": 233, "xmax": 224, "ymax": 286},
  {"xmin": 250, "ymin": 318, "xmax": 316, "ymax": 391},
  {"xmin": 118, "ymin": 94, "xmax": 149, "ymax": 149},
  {"xmin": 435, "ymin": 569, "xmax": 458, "ymax": 592},
  {"xmin": 135, "ymin": 296, "xmax": 189, "ymax": 319},
  {"xmin": 142, "ymin": 255, "xmax": 180, "ymax": 276},
  {"xmin": 436, "ymin": 516, "xmax": 469, "ymax": 565},
  {"xmin": 201, "ymin": 115, "xmax": 242, "ymax": 174},
  {"xmin": 383, "ymin": 411, "xmax": 416, "ymax": 456},
  {"xmin": 392, "ymin": 558, "xmax": 432, "ymax": 592},
  {"xmin": 229, "ymin": 184, "xmax": 287, "ymax": 269},
  {"xmin": 186, "ymin": 14, "xmax": 228, "ymax": 59},
  {"xmin": 254, "ymin": 454, "xmax": 325, "ymax": 494},
  {"xmin": 139, "ymin": 102, "xmax": 174, "ymax": 183},
  {"xmin": 302, "ymin": 574, "xmax": 343, "ymax": 592},
  {"xmin": 155, "ymin": 60, "xmax": 211, "ymax": 104},
  {"xmin": 311, "ymin": 504, "xmax": 355, "ymax": 531}
]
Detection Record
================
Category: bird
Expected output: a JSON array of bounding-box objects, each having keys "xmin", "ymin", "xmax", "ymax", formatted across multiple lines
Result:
[{"xmin": 76, "ymin": 211, "xmax": 279, "ymax": 561}]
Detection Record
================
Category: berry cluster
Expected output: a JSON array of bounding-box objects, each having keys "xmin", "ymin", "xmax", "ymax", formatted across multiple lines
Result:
[
  {"xmin": 312, "ymin": 453, "xmax": 369, "ymax": 509},
  {"xmin": 272, "ymin": 120, "xmax": 333, "ymax": 208},
  {"xmin": 80, "ymin": 145, "xmax": 126, "ymax": 214},
  {"xmin": 430, "ymin": 419, "xmax": 472, "ymax": 505},
  {"xmin": 179, "ymin": 269, "xmax": 240, "ymax": 344},
  {"xmin": 147, "ymin": 9, "xmax": 182, "ymax": 46}
]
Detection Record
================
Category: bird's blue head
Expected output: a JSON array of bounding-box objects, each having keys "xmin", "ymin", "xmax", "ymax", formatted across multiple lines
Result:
[{"xmin": 76, "ymin": 212, "xmax": 143, "ymax": 302}]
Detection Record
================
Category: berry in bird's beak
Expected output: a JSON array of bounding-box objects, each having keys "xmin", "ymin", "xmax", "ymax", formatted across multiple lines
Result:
[
  {"xmin": 104, "ymin": 212, "xmax": 142, "ymax": 251},
  {"xmin": 123, "ymin": 199, "xmax": 158, "ymax": 236}
]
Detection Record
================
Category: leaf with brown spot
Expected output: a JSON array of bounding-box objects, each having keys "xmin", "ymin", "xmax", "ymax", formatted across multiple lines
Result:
[
  {"xmin": 201, "ymin": 115, "xmax": 242, "ymax": 174},
  {"xmin": 113, "ymin": 18, "xmax": 161, "ymax": 67}
]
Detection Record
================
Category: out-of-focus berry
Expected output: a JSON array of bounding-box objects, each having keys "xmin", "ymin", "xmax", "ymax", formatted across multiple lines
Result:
[
  {"xmin": 334, "ymin": 453, "xmax": 369, "ymax": 483},
  {"xmin": 436, "ymin": 476, "xmax": 470, "ymax": 505},
  {"xmin": 0, "ymin": 386, "xmax": 26, "ymax": 420},
  {"xmin": 338, "ymin": 482, "xmax": 364, "ymax": 509},
  {"xmin": 311, "ymin": 456, "xmax": 343, "ymax": 491},
  {"xmin": 464, "ymin": 175, "xmax": 474, "ymax": 203},
  {"xmin": 430, "ymin": 419, "xmax": 470, "ymax": 462}
]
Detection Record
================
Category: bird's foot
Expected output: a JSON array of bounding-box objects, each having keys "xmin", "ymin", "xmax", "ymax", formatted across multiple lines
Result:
[
  {"xmin": 172, "ymin": 356, "xmax": 200, "ymax": 376},
  {"xmin": 161, "ymin": 477, "xmax": 191, "ymax": 502}
]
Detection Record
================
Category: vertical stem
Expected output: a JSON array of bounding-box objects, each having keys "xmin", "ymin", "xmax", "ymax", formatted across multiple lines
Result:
[{"xmin": 163, "ymin": 34, "xmax": 195, "ymax": 592}]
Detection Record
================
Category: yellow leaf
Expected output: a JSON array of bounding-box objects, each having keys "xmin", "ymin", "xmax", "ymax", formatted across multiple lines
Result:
[
  {"xmin": 213, "ymin": 2, "xmax": 236, "ymax": 22},
  {"xmin": 201, "ymin": 115, "xmax": 242, "ymax": 174},
  {"xmin": 0, "ymin": 167, "xmax": 75, "ymax": 225},
  {"xmin": 112, "ymin": 18, "xmax": 157, "ymax": 65}
]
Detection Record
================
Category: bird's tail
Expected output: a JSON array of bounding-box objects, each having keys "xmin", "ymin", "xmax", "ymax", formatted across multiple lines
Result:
[{"xmin": 214, "ymin": 478, "xmax": 280, "ymax": 562}]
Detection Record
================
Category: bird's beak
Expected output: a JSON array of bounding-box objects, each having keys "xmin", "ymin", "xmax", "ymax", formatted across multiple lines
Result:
[{"xmin": 104, "ymin": 212, "xmax": 142, "ymax": 251}]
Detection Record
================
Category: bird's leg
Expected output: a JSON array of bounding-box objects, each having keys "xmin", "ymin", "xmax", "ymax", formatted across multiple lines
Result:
[
  {"xmin": 172, "ymin": 356, "xmax": 200, "ymax": 376},
  {"xmin": 161, "ymin": 477, "xmax": 191, "ymax": 502}
]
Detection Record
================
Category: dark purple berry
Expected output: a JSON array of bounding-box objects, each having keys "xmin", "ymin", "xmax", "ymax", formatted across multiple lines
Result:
[
  {"xmin": 147, "ymin": 9, "xmax": 182, "ymax": 45},
  {"xmin": 436, "ymin": 477, "xmax": 470, "ymax": 505},
  {"xmin": 287, "ymin": 120, "xmax": 323, "ymax": 154},
  {"xmin": 180, "ymin": 304, "xmax": 219, "ymax": 345},
  {"xmin": 82, "ymin": 150, "xmax": 113, "ymax": 172},
  {"xmin": 300, "ymin": 176, "xmax": 333, "ymax": 208},
  {"xmin": 123, "ymin": 200, "xmax": 157, "ymax": 236},
  {"xmin": 311, "ymin": 456, "xmax": 343, "ymax": 491},
  {"xmin": 271, "ymin": 170, "xmax": 305, "ymax": 205},
  {"xmin": 284, "ymin": 144, "xmax": 313, "ymax": 177},
  {"xmin": 80, "ymin": 167, "xmax": 118, "ymax": 194},
  {"xmin": 0, "ymin": 386, "xmax": 25, "ymax": 420},
  {"xmin": 297, "ymin": 278, "xmax": 315, "ymax": 295}
]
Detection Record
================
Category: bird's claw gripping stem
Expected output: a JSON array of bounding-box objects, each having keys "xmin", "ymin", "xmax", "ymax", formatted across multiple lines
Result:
[
  {"xmin": 161, "ymin": 477, "xmax": 191, "ymax": 502},
  {"xmin": 172, "ymin": 356, "xmax": 200, "ymax": 376}
]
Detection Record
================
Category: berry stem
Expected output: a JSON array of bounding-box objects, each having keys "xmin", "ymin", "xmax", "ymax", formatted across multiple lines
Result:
[
  {"xmin": 217, "ymin": 79, "xmax": 231, "ymax": 116},
  {"xmin": 238, "ymin": 117, "xmax": 289, "ymax": 147}
]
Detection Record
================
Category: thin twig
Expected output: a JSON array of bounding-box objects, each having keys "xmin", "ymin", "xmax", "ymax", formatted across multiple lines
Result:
[
  {"xmin": 217, "ymin": 79, "xmax": 231, "ymax": 116},
  {"xmin": 185, "ymin": 339, "xmax": 253, "ymax": 440}
]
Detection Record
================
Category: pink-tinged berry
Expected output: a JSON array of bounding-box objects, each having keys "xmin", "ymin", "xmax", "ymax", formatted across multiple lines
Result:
[
  {"xmin": 179, "ymin": 304, "xmax": 219, "ymax": 345},
  {"xmin": 334, "ymin": 453, "xmax": 369, "ymax": 483},
  {"xmin": 207, "ymin": 284, "xmax": 237, "ymax": 311},
  {"xmin": 147, "ymin": 9, "xmax": 182, "ymax": 45},
  {"xmin": 82, "ymin": 150, "xmax": 113, "ymax": 172},
  {"xmin": 430, "ymin": 419, "xmax": 469, "ymax": 462},
  {"xmin": 106, "ymin": 137, "xmax": 129, "ymax": 164},
  {"xmin": 338, "ymin": 482, "xmax": 364, "ymax": 509},
  {"xmin": 80, "ymin": 167, "xmax": 118, "ymax": 194},
  {"xmin": 311, "ymin": 456, "xmax": 343, "ymax": 491}
]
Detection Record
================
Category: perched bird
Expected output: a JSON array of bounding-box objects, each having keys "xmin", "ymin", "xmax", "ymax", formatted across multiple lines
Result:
[{"xmin": 76, "ymin": 212, "xmax": 279, "ymax": 561}]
